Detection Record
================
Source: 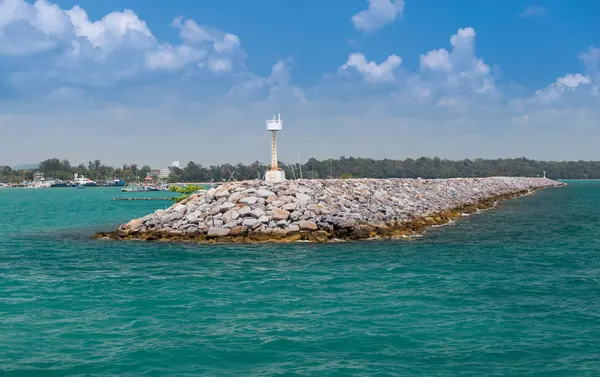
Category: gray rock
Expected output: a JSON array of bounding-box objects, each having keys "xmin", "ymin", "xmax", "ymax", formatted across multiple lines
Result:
[
  {"xmin": 229, "ymin": 192, "xmax": 244, "ymax": 203},
  {"xmin": 173, "ymin": 204, "xmax": 186, "ymax": 212},
  {"xmin": 282, "ymin": 202, "xmax": 297, "ymax": 211},
  {"xmin": 258, "ymin": 215, "xmax": 270, "ymax": 223},
  {"xmin": 215, "ymin": 189, "xmax": 230, "ymax": 199},
  {"xmin": 271, "ymin": 228, "xmax": 289, "ymax": 237},
  {"xmin": 296, "ymin": 193, "xmax": 311, "ymax": 207},
  {"xmin": 207, "ymin": 227, "xmax": 230, "ymax": 237},
  {"xmin": 256, "ymin": 189, "xmax": 276, "ymax": 198},
  {"xmin": 164, "ymin": 212, "xmax": 184, "ymax": 222},
  {"xmin": 298, "ymin": 220, "xmax": 318, "ymax": 231},
  {"xmin": 318, "ymin": 222, "xmax": 332, "ymax": 230},
  {"xmin": 239, "ymin": 206, "xmax": 252, "ymax": 217},
  {"xmin": 306, "ymin": 204, "xmax": 319, "ymax": 212},
  {"xmin": 224, "ymin": 210, "xmax": 240, "ymax": 221},
  {"xmin": 242, "ymin": 218, "xmax": 259, "ymax": 228},
  {"xmin": 290, "ymin": 210, "xmax": 302, "ymax": 221},
  {"xmin": 185, "ymin": 213, "xmax": 201, "ymax": 224},
  {"xmin": 220, "ymin": 202, "xmax": 235, "ymax": 212},
  {"xmin": 272, "ymin": 208, "xmax": 290, "ymax": 221},
  {"xmin": 239, "ymin": 196, "xmax": 259, "ymax": 205},
  {"xmin": 335, "ymin": 219, "xmax": 356, "ymax": 228},
  {"xmin": 250, "ymin": 208, "xmax": 266, "ymax": 219}
]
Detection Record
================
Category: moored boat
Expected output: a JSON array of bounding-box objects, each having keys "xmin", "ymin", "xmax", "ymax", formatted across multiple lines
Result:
[{"xmin": 73, "ymin": 174, "xmax": 97, "ymax": 187}]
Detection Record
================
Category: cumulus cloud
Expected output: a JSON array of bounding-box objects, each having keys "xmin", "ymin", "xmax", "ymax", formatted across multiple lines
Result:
[
  {"xmin": 418, "ymin": 27, "xmax": 495, "ymax": 97},
  {"xmin": 1, "ymin": 3, "xmax": 599, "ymax": 166},
  {"xmin": 67, "ymin": 6, "xmax": 153, "ymax": 54},
  {"xmin": 580, "ymin": 47, "xmax": 599, "ymax": 75},
  {"xmin": 420, "ymin": 49, "xmax": 452, "ymax": 72},
  {"xmin": 340, "ymin": 27, "xmax": 493, "ymax": 100},
  {"xmin": 534, "ymin": 73, "xmax": 592, "ymax": 103},
  {"xmin": 0, "ymin": 0, "xmax": 243, "ymax": 84},
  {"xmin": 0, "ymin": 0, "xmax": 154, "ymax": 57},
  {"xmin": 229, "ymin": 58, "xmax": 306, "ymax": 103},
  {"xmin": 340, "ymin": 53, "xmax": 402, "ymax": 83},
  {"xmin": 207, "ymin": 58, "xmax": 233, "ymax": 73},
  {"xmin": 0, "ymin": 0, "xmax": 72, "ymax": 55},
  {"xmin": 352, "ymin": 0, "xmax": 405, "ymax": 32},
  {"xmin": 144, "ymin": 17, "xmax": 241, "ymax": 72}
]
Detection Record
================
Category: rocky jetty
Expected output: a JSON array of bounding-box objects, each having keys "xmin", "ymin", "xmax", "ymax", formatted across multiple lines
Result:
[{"xmin": 94, "ymin": 177, "xmax": 564, "ymax": 244}]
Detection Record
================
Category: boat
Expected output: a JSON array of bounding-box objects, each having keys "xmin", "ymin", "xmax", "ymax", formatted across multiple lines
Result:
[
  {"xmin": 72, "ymin": 173, "xmax": 97, "ymax": 187},
  {"xmin": 26, "ymin": 173, "xmax": 52, "ymax": 189},
  {"xmin": 50, "ymin": 180, "xmax": 68, "ymax": 188},
  {"xmin": 122, "ymin": 184, "xmax": 146, "ymax": 192},
  {"xmin": 104, "ymin": 178, "xmax": 126, "ymax": 187},
  {"xmin": 121, "ymin": 183, "xmax": 166, "ymax": 192}
]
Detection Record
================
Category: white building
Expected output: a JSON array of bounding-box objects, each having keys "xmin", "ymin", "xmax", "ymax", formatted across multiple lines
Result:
[{"xmin": 159, "ymin": 168, "xmax": 170, "ymax": 179}]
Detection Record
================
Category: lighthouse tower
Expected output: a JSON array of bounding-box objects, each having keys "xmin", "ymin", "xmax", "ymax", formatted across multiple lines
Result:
[{"xmin": 265, "ymin": 112, "xmax": 286, "ymax": 184}]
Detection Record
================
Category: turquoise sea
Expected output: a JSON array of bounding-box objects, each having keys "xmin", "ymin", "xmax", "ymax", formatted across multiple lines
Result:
[{"xmin": 1, "ymin": 182, "xmax": 600, "ymax": 376}]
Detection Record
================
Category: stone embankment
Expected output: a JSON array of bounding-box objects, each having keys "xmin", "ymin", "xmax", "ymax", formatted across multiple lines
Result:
[{"xmin": 94, "ymin": 177, "xmax": 564, "ymax": 244}]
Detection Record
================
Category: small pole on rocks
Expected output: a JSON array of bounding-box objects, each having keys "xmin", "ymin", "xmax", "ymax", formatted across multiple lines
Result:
[
  {"xmin": 290, "ymin": 164, "xmax": 297, "ymax": 180},
  {"xmin": 298, "ymin": 152, "xmax": 303, "ymax": 180}
]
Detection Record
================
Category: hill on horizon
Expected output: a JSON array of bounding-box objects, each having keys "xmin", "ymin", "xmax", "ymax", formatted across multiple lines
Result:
[{"xmin": 11, "ymin": 164, "xmax": 40, "ymax": 171}]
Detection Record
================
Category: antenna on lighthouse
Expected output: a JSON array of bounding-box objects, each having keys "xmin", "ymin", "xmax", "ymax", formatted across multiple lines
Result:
[{"xmin": 264, "ymin": 110, "xmax": 286, "ymax": 184}]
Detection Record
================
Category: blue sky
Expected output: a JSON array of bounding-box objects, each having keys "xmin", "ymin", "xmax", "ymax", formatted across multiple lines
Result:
[{"xmin": 0, "ymin": 0, "xmax": 599, "ymax": 167}]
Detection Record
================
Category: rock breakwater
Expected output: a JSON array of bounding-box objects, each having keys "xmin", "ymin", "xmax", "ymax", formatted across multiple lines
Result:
[{"xmin": 94, "ymin": 177, "xmax": 564, "ymax": 243}]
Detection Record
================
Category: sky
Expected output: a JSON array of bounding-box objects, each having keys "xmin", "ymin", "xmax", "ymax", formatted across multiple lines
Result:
[{"xmin": 0, "ymin": 0, "xmax": 599, "ymax": 168}]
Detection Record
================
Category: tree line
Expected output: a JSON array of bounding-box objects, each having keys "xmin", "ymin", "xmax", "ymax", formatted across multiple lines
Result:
[
  {"xmin": 2, "ymin": 156, "xmax": 600, "ymax": 183},
  {"xmin": 0, "ymin": 158, "xmax": 151, "ymax": 183}
]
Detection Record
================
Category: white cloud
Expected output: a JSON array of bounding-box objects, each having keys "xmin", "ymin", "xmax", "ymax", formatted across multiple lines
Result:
[
  {"xmin": 1, "ymin": 4, "xmax": 600, "ymax": 166},
  {"xmin": 352, "ymin": 0, "xmax": 405, "ymax": 32},
  {"xmin": 418, "ymin": 27, "xmax": 495, "ymax": 96},
  {"xmin": 420, "ymin": 49, "xmax": 452, "ymax": 72},
  {"xmin": 145, "ymin": 44, "xmax": 205, "ymax": 71},
  {"xmin": 580, "ymin": 46, "xmax": 599, "ymax": 77},
  {"xmin": 0, "ymin": 0, "xmax": 154, "ymax": 57},
  {"xmin": 534, "ymin": 73, "xmax": 592, "ymax": 103},
  {"xmin": 557, "ymin": 73, "xmax": 591, "ymax": 88},
  {"xmin": 171, "ymin": 16, "xmax": 240, "ymax": 52},
  {"xmin": 0, "ymin": 0, "xmax": 71, "ymax": 55},
  {"xmin": 207, "ymin": 58, "xmax": 232, "ymax": 73},
  {"xmin": 144, "ymin": 17, "xmax": 241, "ymax": 72},
  {"xmin": 229, "ymin": 58, "xmax": 306, "ymax": 103},
  {"xmin": 340, "ymin": 53, "xmax": 402, "ymax": 83},
  {"xmin": 66, "ymin": 6, "xmax": 153, "ymax": 54},
  {"xmin": 520, "ymin": 5, "xmax": 548, "ymax": 18},
  {"xmin": 0, "ymin": 1, "xmax": 243, "ymax": 83}
]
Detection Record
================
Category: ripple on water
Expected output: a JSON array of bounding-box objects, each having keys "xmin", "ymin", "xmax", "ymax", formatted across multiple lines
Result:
[{"xmin": 1, "ymin": 184, "xmax": 600, "ymax": 375}]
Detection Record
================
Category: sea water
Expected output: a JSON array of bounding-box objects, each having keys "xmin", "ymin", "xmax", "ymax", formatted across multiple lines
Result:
[{"xmin": 1, "ymin": 182, "xmax": 599, "ymax": 376}]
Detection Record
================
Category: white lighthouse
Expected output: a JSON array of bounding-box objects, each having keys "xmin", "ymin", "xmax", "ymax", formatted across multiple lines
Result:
[{"xmin": 265, "ymin": 112, "xmax": 286, "ymax": 184}]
